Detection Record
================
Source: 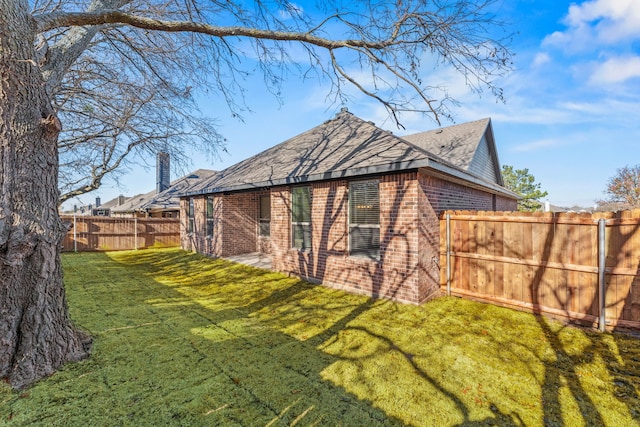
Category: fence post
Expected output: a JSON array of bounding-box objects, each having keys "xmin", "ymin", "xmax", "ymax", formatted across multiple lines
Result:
[
  {"xmin": 134, "ymin": 217, "xmax": 138, "ymax": 250},
  {"xmin": 598, "ymin": 218, "xmax": 606, "ymax": 332},
  {"xmin": 73, "ymin": 214, "xmax": 77, "ymax": 253},
  {"xmin": 446, "ymin": 212, "xmax": 451, "ymax": 296}
]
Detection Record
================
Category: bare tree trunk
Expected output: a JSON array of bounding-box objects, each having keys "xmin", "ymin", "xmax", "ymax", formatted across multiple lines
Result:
[{"xmin": 0, "ymin": 0, "xmax": 90, "ymax": 389}]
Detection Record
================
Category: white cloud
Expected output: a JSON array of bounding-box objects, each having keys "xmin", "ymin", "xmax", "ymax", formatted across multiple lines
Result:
[
  {"xmin": 512, "ymin": 138, "xmax": 564, "ymax": 152},
  {"xmin": 532, "ymin": 53, "xmax": 551, "ymax": 67},
  {"xmin": 543, "ymin": 0, "xmax": 640, "ymax": 51},
  {"xmin": 589, "ymin": 55, "xmax": 640, "ymax": 84}
]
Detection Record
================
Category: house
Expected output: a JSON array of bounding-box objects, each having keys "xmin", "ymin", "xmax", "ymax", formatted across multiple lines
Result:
[
  {"xmin": 62, "ymin": 195, "xmax": 130, "ymax": 216},
  {"xmin": 180, "ymin": 109, "xmax": 517, "ymax": 304},
  {"xmin": 111, "ymin": 169, "xmax": 217, "ymax": 218}
]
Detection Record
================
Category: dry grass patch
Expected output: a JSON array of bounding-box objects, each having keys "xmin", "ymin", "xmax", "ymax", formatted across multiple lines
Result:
[{"xmin": 1, "ymin": 248, "xmax": 639, "ymax": 426}]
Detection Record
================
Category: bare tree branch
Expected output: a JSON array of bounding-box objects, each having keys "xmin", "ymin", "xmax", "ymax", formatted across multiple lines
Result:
[{"xmin": 30, "ymin": 0, "xmax": 513, "ymax": 201}]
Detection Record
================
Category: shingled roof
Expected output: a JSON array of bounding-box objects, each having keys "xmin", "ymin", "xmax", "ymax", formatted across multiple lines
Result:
[
  {"xmin": 402, "ymin": 118, "xmax": 503, "ymax": 185},
  {"xmin": 184, "ymin": 109, "xmax": 514, "ymax": 197},
  {"xmin": 112, "ymin": 169, "xmax": 217, "ymax": 213}
]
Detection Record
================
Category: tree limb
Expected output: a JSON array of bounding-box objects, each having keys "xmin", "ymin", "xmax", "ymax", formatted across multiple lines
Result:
[{"xmin": 36, "ymin": 10, "xmax": 405, "ymax": 51}]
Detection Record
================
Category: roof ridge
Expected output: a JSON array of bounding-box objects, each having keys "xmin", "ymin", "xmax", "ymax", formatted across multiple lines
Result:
[{"xmin": 403, "ymin": 117, "xmax": 491, "ymax": 138}]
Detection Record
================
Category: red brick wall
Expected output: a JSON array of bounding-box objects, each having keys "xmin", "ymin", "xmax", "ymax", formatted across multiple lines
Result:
[
  {"xmin": 181, "ymin": 171, "xmax": 516, "ymax": 304},
  {"xmin": 495, "ymin": 194, "xmax": 517, "ymax": 211},
  {"xmin": 220, "ymin": 192, "xmax": 258, "ymax": 256},
  {"xmin": 181, "ymin": 191, "xmax": 270, "ymax": 257},
  {"xmin": 269, "ymin": 175, "xmax": 428, "ymax": 304},
  {"xmin": 418, "ymin": 171, "xmax": 517, "ymax": 213}
]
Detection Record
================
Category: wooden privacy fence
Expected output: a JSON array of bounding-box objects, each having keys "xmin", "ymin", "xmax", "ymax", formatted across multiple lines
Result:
[
  {"xmin": 440, "ymin": 210, "xmax": 640, "ymax": 331},
  {"xmin": 61, "ymin": 216, "xmax": 180, "ymax": 252}
]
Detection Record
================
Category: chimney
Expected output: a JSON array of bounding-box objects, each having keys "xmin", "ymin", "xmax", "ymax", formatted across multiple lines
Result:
[
  {"xmin": 156, "ymin": 151, "xmax": 170, "ymax": 193},
  {"xmin": 118, "ymin": 195, "xmax": 126, "ymax": 205},
  {"xmin": 95, "ymin": 197, "xmax": 101, "ymax": 207}
]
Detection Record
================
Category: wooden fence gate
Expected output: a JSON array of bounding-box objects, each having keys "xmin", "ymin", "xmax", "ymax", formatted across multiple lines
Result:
[{"xmin": 440, "ymin": 210, "xmax": 640, "ymax": 331}]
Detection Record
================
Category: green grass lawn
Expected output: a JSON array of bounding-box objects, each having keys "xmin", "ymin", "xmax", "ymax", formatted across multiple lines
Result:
[{"xmin": 1, "ymin": 248, "xmax": 639, "ymax": 426}]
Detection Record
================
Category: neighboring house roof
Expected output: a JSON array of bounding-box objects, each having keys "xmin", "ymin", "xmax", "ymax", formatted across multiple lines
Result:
[
  {"xmin": 64, "ymin": 195, "xmax": 130, "ymax": 215},
  {"xmin": 183, "ymin": 109, "xmax": 516, "ymax": 198},
  {"xmin": 112, "ymin": 169, "xmax": 217, "ymax": 213},
  {"xmin": 95, "ymin": 195, "xmax": 129, "ymax": 210},
  {"xmin": 109, "ymin": 193, "xmax": 147, "ymax": 214}
]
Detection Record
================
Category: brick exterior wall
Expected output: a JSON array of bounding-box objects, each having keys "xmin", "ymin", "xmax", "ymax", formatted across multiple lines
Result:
[
  {"xmin": 268, "ymin": 174, "xmax": 427, "ymax": 304},
  {"xmin": 418, "ymin": 171, "xmax": 516, "ymax": 213},
  {"xmin": 181, "ymin": 170, "xmax": 516, "ymax": 304},
  {"xmin": 181, "ymin": 191, "xmax": 271, "ymax": 257}
]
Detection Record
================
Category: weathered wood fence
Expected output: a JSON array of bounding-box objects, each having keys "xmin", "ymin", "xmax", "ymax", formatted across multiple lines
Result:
[
  {"xmin": 440, "ymin": 210, "xmax": 640, "ymax": 331},
  {"xmin": 61, "ymin": 216, "xmax": 180, "ymax": 252}
]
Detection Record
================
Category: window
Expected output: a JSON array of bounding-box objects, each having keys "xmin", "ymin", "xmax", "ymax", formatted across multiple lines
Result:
[
  {"xmin": 259, "ymin": 195, "xmax": 271, "ymax": 237},
  {"xmin": 349, "ymin": 180, "xmax": 380, "ymax": 258},
  {"xmin": 188, "ymin": 198, "xmax": 195, "ymax": 233},
  {"xmin": 291, "ymin": 186, "xmax": 311, "ymax": 249},
  {"xmin": 206, "ymin": 196, "xmax": 214, "ymax": 237}
]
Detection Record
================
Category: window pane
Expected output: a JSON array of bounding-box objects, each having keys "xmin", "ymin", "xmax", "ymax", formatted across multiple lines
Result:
[
  {"xmin": 350, "ymin": 226, "xmax": 380, "ymax": 258},
  {"xmin": 207, "ymin": 219, "xmax": 214, "ymax": 236},
  {"xmin": 292, "ymin": 187, "xmax": 311, "ymax": 223},
  {"xmin": 260, "ymin": 195, "xmax": 271, "ymax": 221},
  {"xmin": 292, "ymin": 224, "xmax": 311, "ymax": 249},
  {"xmin": 350, "ymin": 181, "xmax": 379, "ymax": 225},
  {"xmin": 259, "ymin": 220, "xmax": 270, "ymax": 237},
  {"xmin": 349, "ymin": 180, "xmax": 380, "ymax": 258},
  {"xmin": 188, "ymin": 198, "xmax": 194, "ymax": 218},
  {"xmin": 206, "ymin": 197, "xmax": 213, "ymax": 218}
]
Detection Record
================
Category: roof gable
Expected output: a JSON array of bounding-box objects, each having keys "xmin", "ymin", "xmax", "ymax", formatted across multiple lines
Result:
[{"xmin": 401, "ymin": 118, "xmax": 503, "ymax": 185}]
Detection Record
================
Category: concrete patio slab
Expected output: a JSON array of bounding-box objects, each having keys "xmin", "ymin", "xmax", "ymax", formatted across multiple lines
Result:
[{"xmin": 224, "ymin": 252, "xmax": 272, "ymax": 270}]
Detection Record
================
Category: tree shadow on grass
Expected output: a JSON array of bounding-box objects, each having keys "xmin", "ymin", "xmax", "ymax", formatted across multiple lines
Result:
[
  {"xmin": 446, "ymin": 212, "xmax": 640, "ymax": 426},
  {"xmin": 49, "ymin": 246, "xmax": 640, "ymax": 427},
  {"xmin": 53, "ymin": 248, "xmax": 539, "ymax": 426},
  {"xmin": 49, "ymin": 250, "xmax": 403, "ymax": 426}
]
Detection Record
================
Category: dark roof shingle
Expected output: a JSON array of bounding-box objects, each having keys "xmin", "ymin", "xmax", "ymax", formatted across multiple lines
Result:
[{"xmin": 184, "ymin": 110, "xmax": 514, "ymax": 198}]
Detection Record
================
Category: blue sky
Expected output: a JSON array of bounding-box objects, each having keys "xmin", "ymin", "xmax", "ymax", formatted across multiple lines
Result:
[{"xmin": 69, "ymin": 0, "xmax": 640, "ymax": 210}]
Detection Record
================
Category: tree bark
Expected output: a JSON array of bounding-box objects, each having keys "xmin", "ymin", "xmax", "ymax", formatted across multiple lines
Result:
[{"xmin": 0, "ymin": 0, "xmax": 90, "ymax": 389}]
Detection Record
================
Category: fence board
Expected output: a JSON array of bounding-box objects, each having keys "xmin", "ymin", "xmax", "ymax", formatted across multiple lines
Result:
[
  {"xmin": 441, "ymin": 210, "xmax": 640, "ymax": 331},
  {"xmin": 61, "ymin": 216, "xmax": 180, "ymax": 252}
]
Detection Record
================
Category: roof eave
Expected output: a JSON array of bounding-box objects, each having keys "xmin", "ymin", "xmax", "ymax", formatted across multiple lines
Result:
[
  {"xmin": 180, "ymin": 158, "xmax": 431, "ymax": 197},
  {"xmin": 422, "ymin": 159, "xmax": 519, "ymax": 199},
  {"xmin": 180, "ymin": 156, "xmax": 517, "ymax": 200}
]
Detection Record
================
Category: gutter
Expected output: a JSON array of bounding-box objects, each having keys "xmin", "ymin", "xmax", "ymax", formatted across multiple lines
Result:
[{"xmin": 180, "ymin": 156, "xmax": 518, "ymax": 200}]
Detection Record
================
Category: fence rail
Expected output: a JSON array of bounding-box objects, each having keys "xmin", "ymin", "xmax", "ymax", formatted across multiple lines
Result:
[
  {"xmin": 440, "ymin": 210, "xmax": 640, "ymax": 331},
  {"xmin": 61, "ymin": 216, "xmax": 180, "ymax": 252}
]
